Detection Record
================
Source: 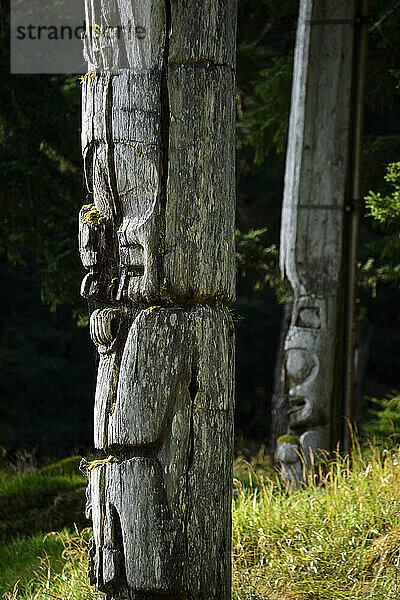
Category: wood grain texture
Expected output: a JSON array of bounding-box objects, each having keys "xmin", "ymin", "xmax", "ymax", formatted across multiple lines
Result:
[
  {"xmin": 107, "ymin": 307, "xmax": 234, "ymax": 448},
  {"xmin": 80, "ymin": 1, "xmax": 237, "ymax": 597},
  {"xmin": 278, "ymin": 0, "xmax": 357, "ymax": 479},
  {"xmin": 281, "ymin": 0, "xmax": 356, "ymax": 293},
  {"xmin": 80, "ymin": 0, "xmax": 237, "ymax": 306},
  {"xmin": 165, "ymin": 67, "xmax": 236, "ymax": 303},
  {"xmin": 169, "ymin": 1, "xmax": 237, "ymax": 67},
  {"xmin": 88, "ymin": 307, "xmax": 234, "ymax": 598}
]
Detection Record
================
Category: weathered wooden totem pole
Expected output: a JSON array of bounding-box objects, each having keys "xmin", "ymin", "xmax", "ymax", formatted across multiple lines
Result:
[
  {"xmin": 278, "ymin": 0, "xmax": 368, "ymax": 483},
  {"xmin": 79, "ymin": 1, "xmax": 237, "ymax": 598}
]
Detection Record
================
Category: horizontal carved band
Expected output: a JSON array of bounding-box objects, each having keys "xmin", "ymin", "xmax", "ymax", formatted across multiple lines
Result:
[
  {"xmin": 285, "ymin": 203, "xmax": 344, "ymax": 210},
  {"xmin": 305, "ymin": 17, "xmax": 369, "ymax": 25}
]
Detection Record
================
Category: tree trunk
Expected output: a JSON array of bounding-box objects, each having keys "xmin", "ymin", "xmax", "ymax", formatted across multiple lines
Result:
[
  {"xmin": 79, "ymin": 2, "xmax": 237, "ymax": 598},
  {"xmin": 278, "ymin": 0, "xmax": 367, "ymax": 483}
]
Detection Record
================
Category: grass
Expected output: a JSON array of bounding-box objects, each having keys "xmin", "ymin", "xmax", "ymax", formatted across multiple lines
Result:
[
  {"xmin": 232, "ymin": 441, "xmax": 400, "ymax": 599},
  {"xmin": 0, "ymin": 530, "xmax": 67, "ymax": 594},
  {"xmin": 1, "ymin": 529, "xmax": 98, "ymax": 600},
  {"xmin": 0, "ymin": 455, "xmax": 88, "ymax": 596},
  {"xmin": 2, "ymin": 443, "xmax": 400, "ymax": 599},
  {"xmin": 0, "ymin": 456, "xmax": 87, "ymax": 543}
]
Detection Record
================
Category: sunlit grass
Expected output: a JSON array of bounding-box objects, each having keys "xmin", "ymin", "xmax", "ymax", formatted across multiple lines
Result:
[
  {"xmin": 232, "ymin": 440, "xmax": 400, "ymax": 599},
  {"xmin": 2, "ymin": 442, "xmax": 400, "ymax": 599},
  {"xmin": 0, "ymin": 530, "xmax": 66, "ymax": 595}
]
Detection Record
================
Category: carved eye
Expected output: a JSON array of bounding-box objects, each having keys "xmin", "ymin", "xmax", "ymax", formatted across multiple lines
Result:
[
  {"xmin": 286, "ymin": 349, "xmax": 314, "ymax": 384},
  {"xmin": 296, "ymin": 308, "xmax": 321, "ymax": 329}
]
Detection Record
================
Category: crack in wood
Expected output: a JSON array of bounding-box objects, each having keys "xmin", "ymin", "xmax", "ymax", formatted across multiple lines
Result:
[
  {"xmin": 83, "ymin": 140, "xmax": 95, "ymax": 195},
  {"xmin": 97, "ymin": 465, "xmax": 106, "ymax": 592},
  {"xmin": 182, "ymin": 360, "xmax": 197, "ymax": 588},
  {"xmin": 187, "ymin": 368, "xmax": 198, "ymax": 472},
  {"xmin": 158, "ymin": 0, "xmax": 171, "ymax": 282},
  {"xmin": 105, "ymin": 74, "xmax": 122, "ymax": 227},
  {"xmin": 168, "ymin": 60, "xmax": 235, "ymax": 72}
]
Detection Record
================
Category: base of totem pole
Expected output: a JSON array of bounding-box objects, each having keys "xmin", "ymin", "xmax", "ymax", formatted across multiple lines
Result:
[{"xmin": 277, "ymin": 426, "xmax": 330, "ymax": 488}]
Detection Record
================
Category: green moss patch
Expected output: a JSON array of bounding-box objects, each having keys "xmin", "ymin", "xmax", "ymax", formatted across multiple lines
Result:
[
  {"xmin": 0, "ymin": 457, "xmax": 87, "ymax": 542},
  {"xmin": 277, "ymin": 434, "xmax": 300, "ymax": 445}
]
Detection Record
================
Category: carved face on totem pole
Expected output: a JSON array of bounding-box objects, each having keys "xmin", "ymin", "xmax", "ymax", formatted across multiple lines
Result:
[
  {"xmin": 284, "ymin": 297, "xmax": 334, "ymax": 433},
  {"xmin": 79, "ymin": 74, "xmax": 235, "ymax": 306},
  {"xmin": 79, "ymin": 74, "xmax": 163, "ymax": 305},
  {"xmin": 79, "ymin": 10, "xmax": 235, "ymax": 306}
]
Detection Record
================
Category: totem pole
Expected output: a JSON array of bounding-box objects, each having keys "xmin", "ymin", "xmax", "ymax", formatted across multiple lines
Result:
[
  {"xmin": 79, "ymin": 2, "xmax": 237, "ymax": 599},
  {"xmin": 278, "ymin": 0, "xmax": 368, "ymax": 483}
]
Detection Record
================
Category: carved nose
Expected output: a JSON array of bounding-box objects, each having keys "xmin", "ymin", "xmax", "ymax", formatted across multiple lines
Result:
[{"xmin": 90, "ymin": 308, "xmax": 123, "ymax": 353}]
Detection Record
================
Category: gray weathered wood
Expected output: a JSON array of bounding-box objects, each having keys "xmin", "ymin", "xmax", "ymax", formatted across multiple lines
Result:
[
  {"xmin": 80, "ymin": 0, "xmax": 236, "ymax": 306},
  {"xmin": 79, "ymin": 1, "xmax": 237, "ymax": 598},
  {"xmin": 88, "ymin": 307, "xmax": 234, "ymax": 598},
  {"xmin": 165, "ymin": 67, "xmax": 236, "ymax": 303},
  {"xmin": 278, "ymin": 0, "xmax": 358, "ymax": 480},
  {"xmin": 168, "ymin": 1, "xmax": 237, "ymax": 67},
  {"xmin": 270, "ymin": 301, "xmax": 292, "ymax": 457}
]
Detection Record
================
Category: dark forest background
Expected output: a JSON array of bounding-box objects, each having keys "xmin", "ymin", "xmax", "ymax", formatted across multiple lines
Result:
[{"xmin": 0, "ymin": 0, "xmax": 400, "ymax": 459}]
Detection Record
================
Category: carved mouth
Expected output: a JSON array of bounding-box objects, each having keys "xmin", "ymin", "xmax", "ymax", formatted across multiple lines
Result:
[
  {"xmin": 115, "ymin": 264, "xmax": 145, "ymax": 300},
  {"xmin": 288, "ymin": 398, "xmax": 306, "ymax": 414},
  {"xmin": 127, "ymin": 266, "xmax": 144, "ymax": 277}
]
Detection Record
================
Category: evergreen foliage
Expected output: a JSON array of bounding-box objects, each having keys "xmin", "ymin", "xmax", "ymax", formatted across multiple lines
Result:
[
  {"xmin": 362, "ymin": 161, "xmax": 400, "ymax": 289},
  {"xmin": 235, "ymin": 228, "xmax": 286, "ymax": 299},
  {"xmin": 363, "ymin": 391, "xmax": 400, "ymax": 448}
]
